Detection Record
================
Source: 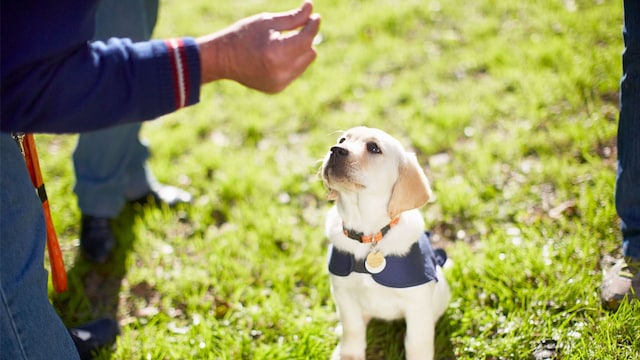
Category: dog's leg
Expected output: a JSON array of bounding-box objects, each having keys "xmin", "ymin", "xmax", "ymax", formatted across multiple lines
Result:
[
  {"xmin": 403, "ymin": 284, "xmax": 438, "ymax": 360},
  {"xmin": 333, "ymin": 294, "xmax": 368, "ymax": 360},
  {"xmin": 433, "ymin": 267, "xmax": 451, "ymax": 320},
  {"xmin": 404, "ymin": 311, "xmax": 435, "ymax": 360},
  {"xmin": 338, "ymin": 311, "xmax": 368, "ymax": 360}
]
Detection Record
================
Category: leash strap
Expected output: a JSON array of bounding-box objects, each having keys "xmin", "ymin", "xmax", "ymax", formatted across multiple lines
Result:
[{"xmin": 15, "ymin": 133, "xmax": 68, "ymax": 293}]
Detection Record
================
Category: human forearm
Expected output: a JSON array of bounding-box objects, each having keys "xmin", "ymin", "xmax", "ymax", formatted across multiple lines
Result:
[
  {"xmin": 0, "ymin": 0, "xmax": 320, "ymax": 134},
  {"xmin": 1, "ymin": 38, "xmax": 200, "ymax": 134}
]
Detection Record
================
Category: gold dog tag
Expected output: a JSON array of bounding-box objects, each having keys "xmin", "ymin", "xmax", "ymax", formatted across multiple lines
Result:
[{"xmin": 365, "ymin": 250, "xmax": 386, "ymax": 274}]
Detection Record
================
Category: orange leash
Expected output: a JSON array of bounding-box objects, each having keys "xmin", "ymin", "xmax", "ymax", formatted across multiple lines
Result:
[{"xmin": 18, "ymin": 134, "xmax": 68, "ymax": 293}]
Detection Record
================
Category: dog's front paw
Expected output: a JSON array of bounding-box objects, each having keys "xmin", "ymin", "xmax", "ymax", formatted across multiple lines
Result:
[{"xmin": 331, "ymin": 343, "xmax": 365, "ymax": 360}]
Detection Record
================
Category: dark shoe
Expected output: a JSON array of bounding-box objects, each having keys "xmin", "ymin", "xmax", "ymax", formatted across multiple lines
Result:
[
  {"xmin": 69, "ymin": 318, "xmax": 119, "ymax": 360},
  {"xmin": 601, "ymin": 256, "xmax": 640, "ymax": 310},
  {"xmin": 80, "ymin": 215, "xmax": 116, "ymax": 264},
  {"xmin": 132, "ymin": 184, "xmax": 192, "ymax": 207}
]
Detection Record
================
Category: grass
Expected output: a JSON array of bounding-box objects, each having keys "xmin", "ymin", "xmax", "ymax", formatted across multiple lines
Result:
[{"xmin": 34, "ymin": 0, "xmax": 639, "ymax": 358}]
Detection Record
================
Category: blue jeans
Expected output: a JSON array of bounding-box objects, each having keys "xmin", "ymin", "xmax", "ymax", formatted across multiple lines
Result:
[
  {"xmin": 73, "ymin": 0, "xmax": 159, "ymax": 218},
  {"xmin": 0, "ymin": 134, "xmax": 80, "ymax": 359},
  {"xmin": 616, "ymin": 0, "xmax": 640, "ymax": 259},
  {"xmin": 74, "ymin": 124, "xmax": 156, "ymax": 217}
]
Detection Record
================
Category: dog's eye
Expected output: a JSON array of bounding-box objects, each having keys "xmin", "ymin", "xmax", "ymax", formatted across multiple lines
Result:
[
  {"xmin": 338, "ymin": 138, "xmax": 346, "ymax": 144},
  {"xmin": 366, "ymin": 142, "xmax": 382, "ymax": 154}
]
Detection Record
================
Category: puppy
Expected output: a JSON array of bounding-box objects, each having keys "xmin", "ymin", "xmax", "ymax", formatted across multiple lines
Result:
[{"xmin": 321, "ymin": 126, "xmax": 450, "ymax": 360}]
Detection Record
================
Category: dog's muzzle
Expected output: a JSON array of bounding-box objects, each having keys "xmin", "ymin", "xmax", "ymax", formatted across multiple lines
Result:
[
  {"xmin": 330, "ymin": 145, "xmax": 349, "ymax": 157},
  {"xmin": 323, "ymin": 146, "xmax": 350, "ymax": 179}
]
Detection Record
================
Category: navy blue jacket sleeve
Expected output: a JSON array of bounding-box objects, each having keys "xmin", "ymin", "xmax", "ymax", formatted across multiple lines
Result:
[{"xmin": 1, "ymin": 38, "xmax": 201, "ymax": 134}]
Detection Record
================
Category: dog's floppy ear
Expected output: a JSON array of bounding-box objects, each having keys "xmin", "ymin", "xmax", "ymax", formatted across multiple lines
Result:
[{"xmin": 387, "ymin": 153, "xmax": 432, "ymax": 218}]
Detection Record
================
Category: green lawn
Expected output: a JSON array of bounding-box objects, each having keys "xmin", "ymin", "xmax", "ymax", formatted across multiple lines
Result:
[{"xmin": 38, "ymin": 0, "xmax": 639, "ymax": 358}]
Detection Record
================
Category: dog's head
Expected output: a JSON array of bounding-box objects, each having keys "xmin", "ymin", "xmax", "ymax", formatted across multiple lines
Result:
[{"xmin": 321, "ymin": 126, "xmax": 432, "ymax": 218}]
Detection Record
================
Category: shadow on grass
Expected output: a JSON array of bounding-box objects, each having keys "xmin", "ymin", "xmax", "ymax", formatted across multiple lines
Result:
[
  {"xmin": 364, "ymin": 313, "xmax": 457, "ymax": 360},
  {"xmin": 50, "ymin": 204, "xmax": 140, "ymax": 358}
]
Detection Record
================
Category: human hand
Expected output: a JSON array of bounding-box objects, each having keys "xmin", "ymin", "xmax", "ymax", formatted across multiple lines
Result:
[{"xmin": 197, "ymin": 1, "xmax": 321, "ymax": 93}]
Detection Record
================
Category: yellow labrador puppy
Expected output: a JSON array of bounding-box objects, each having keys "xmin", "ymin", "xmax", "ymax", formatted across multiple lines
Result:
[{"xmin": 321, "ymin": 126, "xmax": 450, "ymax": 360}]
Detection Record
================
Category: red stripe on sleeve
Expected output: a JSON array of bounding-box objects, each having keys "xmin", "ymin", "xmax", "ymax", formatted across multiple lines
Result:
[
  {"xmin": 176, "ymin": 39, "xmax": 190, "ymax": 106},
  {"xmin": 164, "ymin": 39, "xmax": 193, "ymax": 108},
  {"xmin": 164, "ymin": 39, "xmax": 181, "ymax": 109}
]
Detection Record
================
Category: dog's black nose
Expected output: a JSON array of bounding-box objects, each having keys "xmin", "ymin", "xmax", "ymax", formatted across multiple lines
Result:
[{"xmin": 330, "ymin": 146, "xmax": 349, "ymax": 157}]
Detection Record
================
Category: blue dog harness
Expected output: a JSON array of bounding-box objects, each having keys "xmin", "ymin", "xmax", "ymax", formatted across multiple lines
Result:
[{"xmin": 328, "ymin": 232, "xmax": 447, "ymax": 288}]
